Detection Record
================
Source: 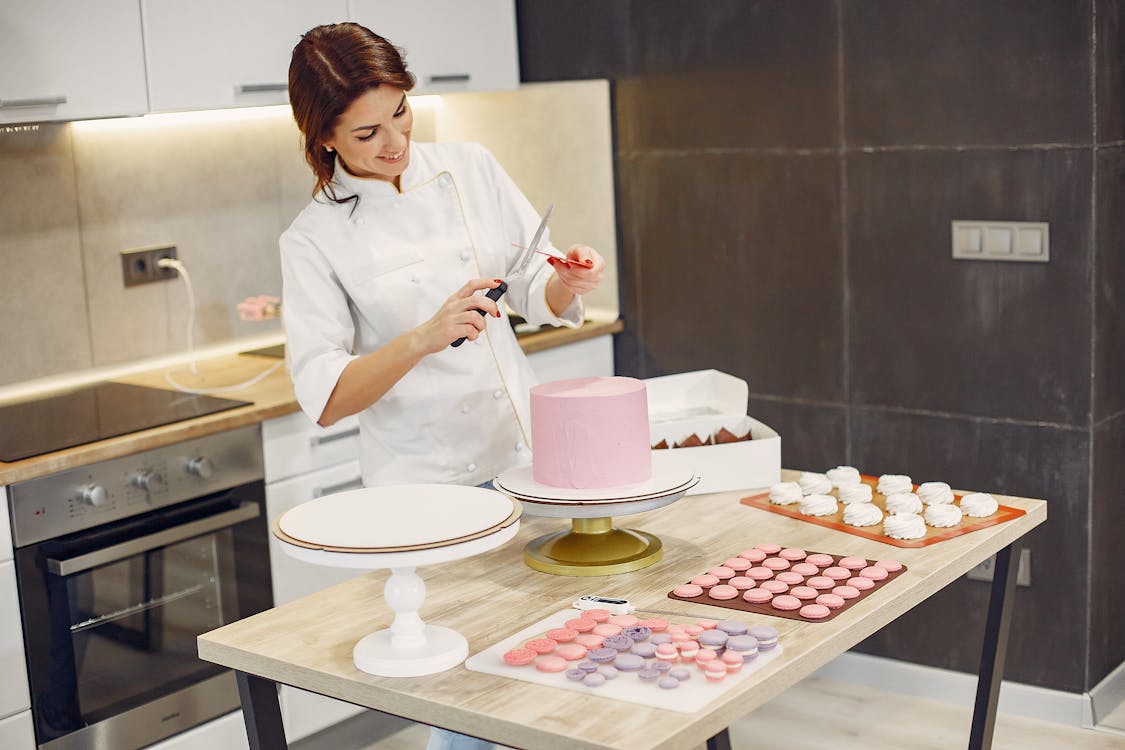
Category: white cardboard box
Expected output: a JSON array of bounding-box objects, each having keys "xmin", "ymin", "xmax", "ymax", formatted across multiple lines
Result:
[{"xmin": 645, "ymin": 370, "xmax": 780, "ymax": 495}]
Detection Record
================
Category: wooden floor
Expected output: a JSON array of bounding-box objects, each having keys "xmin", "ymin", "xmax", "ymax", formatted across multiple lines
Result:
[{"xmin": 299, "ymin": 674, "xmax": 1125, "ymax": 750}]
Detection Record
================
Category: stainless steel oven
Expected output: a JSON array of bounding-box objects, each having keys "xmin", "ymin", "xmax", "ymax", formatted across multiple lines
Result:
[{"xmin": 8, "ymin": 425, "xmax": 272, "ymax": 750}]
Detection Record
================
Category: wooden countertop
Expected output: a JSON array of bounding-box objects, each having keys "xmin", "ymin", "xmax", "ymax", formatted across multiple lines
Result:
[
  {"xmin": 0, "ymin": 319, "xmax": 623, "ymax": 485},
  {"xmin": 198, "ymin": 471, "xmax": 1047, "ymax": 750}
]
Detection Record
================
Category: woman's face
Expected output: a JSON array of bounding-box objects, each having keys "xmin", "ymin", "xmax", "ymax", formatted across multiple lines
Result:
[{"xmin": 324, "ymin": 86, "xmax": 413, "ymax": 184}]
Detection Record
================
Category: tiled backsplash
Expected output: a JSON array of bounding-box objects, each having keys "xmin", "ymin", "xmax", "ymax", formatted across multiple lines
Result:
[{"xmin": 0, "ymin": 80, "xmax": 617, "ymax": 389}]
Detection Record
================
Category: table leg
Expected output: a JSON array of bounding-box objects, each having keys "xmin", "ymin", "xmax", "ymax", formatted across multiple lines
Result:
[
  {"xmin": 706, "ymin": 728, "xmax": 732, "ymax": 750},
  {"xmin": 235, "ymin": 670, "xmax": 288, "ymax": 750},
  {"xmin": 968, "ymin": 542, "xmax": 1021, "ymax": 750}
]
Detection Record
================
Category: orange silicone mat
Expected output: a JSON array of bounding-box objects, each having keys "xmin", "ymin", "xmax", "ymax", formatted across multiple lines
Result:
[{"xmin": 740, "ymin": 475, "xmax": 1025, "ymax": 548}]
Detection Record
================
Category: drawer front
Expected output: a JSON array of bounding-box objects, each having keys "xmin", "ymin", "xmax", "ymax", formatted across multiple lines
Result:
[
  {"xmin": 262, "ymin": 413, "xmax": 360, "ymax": 483},
  {"xmin": 0, "ymin": 561, "xmax": 29, "ymax": 720},
  {"xmin": 266, "ymin": 461, "xmax": 364, "ymax": 606},
  {"xmin": 0, "ymin": 711, "xmax": 34, "ymax": 750}
]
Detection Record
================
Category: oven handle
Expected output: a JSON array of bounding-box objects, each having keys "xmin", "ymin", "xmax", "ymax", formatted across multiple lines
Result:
[{"xmin": 46, "ymin": 502, "xmax": 261, "ymax": 577}]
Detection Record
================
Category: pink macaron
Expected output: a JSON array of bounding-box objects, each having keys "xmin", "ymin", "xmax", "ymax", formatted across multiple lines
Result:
[
  {"xmin": 806, "ymin": 553, "xmax": 835, "ymax": 567},
  {"xmin": 763, "ymin": 557, "xmax": 791, "ymax": 571},
  {"xmin": 534, "ymin": 655, "xmax": 569, "ymax": 672},
  {"xmin": 779, "ymin": 547, "xmax": 807, "ymax": 561},
  {"xmin": 555, "ymin": 643, "xmax": 588, "ymax": 661},
  {"xmin": 791, "ymin": 562, "xmax": 820, "ymax": 576},
  {"xmin": 691, "ymin": 574, "xmax": 721, "ymax": 587},
  {"xmin": 755, "ymin": 543, "xmax": 782, "ymax": 555},
  {"xmin": 727, "ymin": 576, "xmax": 756, "ymax": 590},
  {"xmin": 799, "ymin": 603, "xmax": 832, "ymax": 620},
  {"xmin": 816, "ymin": 593, "xmax": 846, "ymax": 609},
  {"xmin": 760, "ymin": 580, "xmax": 789, "ymax": 594},
  {"xmin": 847, "ymin": 576, "xmax": 875, "ymax": 591},
  {"xmin": 790, "ymin": 586, "xmax": 818, "ymax": 601},
  {"xmin": 708, "ymin": 566, "xmax": 736, "ymax": 580},
  {"xmin": 707, "ymin": 584, "xmax": 739, "ymax": 600},
  {"xmin": 806, "ymin": 576, "xmax": 836, "ymax": 590},
  {"xmin": 775, "ymin": 571, "xmax": 805, "ymax": 585},
  {"xmin": 608, "ymin": 614, "xmax": 640, "ymax": 627},
  {"xmin": 738, "ymin": 548, "xmax": 768, "ymax": 563},
  {"xmin": 823, "ymin": 566, "xmax": 852, "ymax": 580},
  {"xmin": 746, "ymin": 566, "xmax": 775, "ymax": 581},
  {"xmin": 743, "ymin": 588, "xmax": 773, "ymax": 604},
  {"xmin": 875, "ymin": 559, "xmax": 903, "ymax": 572},
  {"xmin": 771, "ymin": 594, "xmax": 802, "ymax": 611},
  {"xmin": 673, "ymin": 583, "xmax": 704, "ymax": 598},
  {"xmin": 723, "ymin": 557, "xmax": 752, "ymax": 571},
  {"xmin": 859, "ymin": 565, "xmax": 889, "ymax": 581},
  {"xmin": 832, "ymin": 585, "xmax": 861, "ymax": 599},
  {"xmin": 839, "ymin": 556, "xmax": 868, "ymax": 570}
]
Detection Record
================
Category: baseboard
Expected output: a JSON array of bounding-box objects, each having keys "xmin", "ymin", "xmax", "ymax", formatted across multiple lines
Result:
[
  {"xmin": 1091, "ymin": 658, "xmax": 1125, "ymax": 725},
  {"xmin": 813, "ymin": 651, "xmax": 1096, "ymax": 728}
]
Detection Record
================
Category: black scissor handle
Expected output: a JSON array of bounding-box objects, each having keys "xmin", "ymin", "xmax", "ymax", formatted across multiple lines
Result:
[{"xmin": 451, "ymin": 281, "xmax": 507, "ymax": 348}]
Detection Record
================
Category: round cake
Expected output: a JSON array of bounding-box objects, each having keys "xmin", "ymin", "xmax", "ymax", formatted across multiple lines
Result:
[{"xmin": 530, "ymin": 376, "xmax": 652, "ymax": 489}]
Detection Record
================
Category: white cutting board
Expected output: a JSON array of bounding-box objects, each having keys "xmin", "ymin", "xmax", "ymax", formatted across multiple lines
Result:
[{"xmin": 465, "ymin": 608, "xmax": 782, "ymax": 713}]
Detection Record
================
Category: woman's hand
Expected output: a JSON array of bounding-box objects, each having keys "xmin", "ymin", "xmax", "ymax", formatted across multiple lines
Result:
[
  {"xmin": 411, "ymin": 278, "xmax": 505, "ymax": 354},
  {"xmin": 548, "ymin": 245, "xmax": 606, "ymax": 296}
]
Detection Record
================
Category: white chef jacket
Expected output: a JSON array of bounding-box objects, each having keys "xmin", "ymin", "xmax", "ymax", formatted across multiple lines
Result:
[{"xmin": 280, "ymin": 141, "xmax": 583, "ymax": 487}]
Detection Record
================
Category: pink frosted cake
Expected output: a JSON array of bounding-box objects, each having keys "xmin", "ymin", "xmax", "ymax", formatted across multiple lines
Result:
[{"xmin": 530, "ymin": 376, "xmax": 652, "ymax": 489}]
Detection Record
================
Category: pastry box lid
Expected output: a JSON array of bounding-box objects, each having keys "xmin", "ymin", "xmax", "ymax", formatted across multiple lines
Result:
[{"xmin": 644, "ymin": 369, "xmax": 748, "ymax": 424}]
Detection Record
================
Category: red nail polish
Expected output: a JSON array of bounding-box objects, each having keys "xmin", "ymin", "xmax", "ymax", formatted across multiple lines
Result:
[{"xmin": 494, "ymin": 278, "xmax": 502, "ymax": 283}]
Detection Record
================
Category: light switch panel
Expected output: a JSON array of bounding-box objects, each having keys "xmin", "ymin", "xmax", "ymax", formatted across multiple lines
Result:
[{"xmin": 952, "ymin": 220, "xmax": 1049, "ymax": 262}]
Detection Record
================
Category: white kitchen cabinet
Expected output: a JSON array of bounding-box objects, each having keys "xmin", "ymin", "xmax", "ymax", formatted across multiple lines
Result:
[
  {"xmin": 146, "ymin": 710, "xmax": 248, "ymax": 750},
  {"xmin": 141, "ymin": 0, "xmax": 348, "ymax": 112},
  {"xmin": 0, "ymin": 0, "xmax": 148, "ymax": 125},
  {"xmin": 263, "ymin": 413, "xmax": 366, "ymax": 741},
  {"xmin": 526, "ymin": 334, "xmax": 615, "ymax": 382},
  {"xmin": 349, "ymin": 0, "xmax": 519, "ymax": 95},
  {"xmin": 0, "ymin": 562, "xmax": 30, "ymax": 723},
  {"xmin": 0, "ymin": 710, "xmax": 34, "ymax": 750}
]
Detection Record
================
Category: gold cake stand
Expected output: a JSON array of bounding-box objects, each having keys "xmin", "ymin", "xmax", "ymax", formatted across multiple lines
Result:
[{"xmin": 493, "ymin": 467, "xmax": 699, "ymax": 576}]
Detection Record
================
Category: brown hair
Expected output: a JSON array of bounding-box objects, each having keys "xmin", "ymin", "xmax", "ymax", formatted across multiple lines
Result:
[{"xmin": 288, "ymin": 23, "xmax": 415, "ymax": 203}]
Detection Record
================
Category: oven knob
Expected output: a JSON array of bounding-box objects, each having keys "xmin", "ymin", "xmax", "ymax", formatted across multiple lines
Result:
[
  {"xmin": 80, "ymin": 484, "xmax": 108, "ymax": 507},
  {"xmin": 131, "ymin": 470, "xmax": 167, "ymax": 493},
  {"xmin": 186, "ymin": 457, "xmax": 214, "ymax": 479}
]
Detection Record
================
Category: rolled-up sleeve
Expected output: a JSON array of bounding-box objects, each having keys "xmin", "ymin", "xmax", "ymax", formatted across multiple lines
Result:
[
  {"xmin": 477, "ymin": 146, "xmax": 584, "ymax": 329},
  {"xmin": 279, "ymin": 226, "xmax": 358, "ymax": 424}
]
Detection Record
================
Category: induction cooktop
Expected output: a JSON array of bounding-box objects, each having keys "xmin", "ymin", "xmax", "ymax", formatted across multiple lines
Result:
[{"xmin": 0, "ymin": 382, "xmax": 251, "ymax": 462}]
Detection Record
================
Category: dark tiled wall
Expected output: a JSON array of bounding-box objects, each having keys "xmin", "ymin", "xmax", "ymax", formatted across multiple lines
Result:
[{"xmin": 517, "ymin": 0, "xmax": 1122, "ymax": 692}]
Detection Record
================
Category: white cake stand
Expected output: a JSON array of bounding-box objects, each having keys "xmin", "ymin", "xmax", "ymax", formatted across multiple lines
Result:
[
  {"xmin": 274, "ymin": 484, "xmax": 520, "ymax": 677},
  {"xmin": 494, "ymin": 467, "xmax": 698, "ymax": 577}
]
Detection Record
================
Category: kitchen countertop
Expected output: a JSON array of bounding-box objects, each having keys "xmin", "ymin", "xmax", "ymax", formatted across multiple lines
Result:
[{"xmin": 0, "ymin": 319, "xmax": 623, "ymax": 485}]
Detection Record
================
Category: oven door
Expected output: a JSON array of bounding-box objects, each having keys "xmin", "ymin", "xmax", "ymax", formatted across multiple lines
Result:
[{"xmin": 14, "ymin": 481, "xmax": 271, "ymax": 750}]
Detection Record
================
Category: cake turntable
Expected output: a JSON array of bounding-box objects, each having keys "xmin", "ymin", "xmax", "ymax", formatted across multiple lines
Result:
[
  {"xmin": 273, "ymin": 484, "xmax": 521, "ymax": 677},
  {"xmin": 494, "ymin": 466, "xmax": 699, "ymax": 576}
]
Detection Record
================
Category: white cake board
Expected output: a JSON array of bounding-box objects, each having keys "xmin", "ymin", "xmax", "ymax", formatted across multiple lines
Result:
[{"xmin": 464, "ymin": 608, "xmax": 782, "ymax": 713}]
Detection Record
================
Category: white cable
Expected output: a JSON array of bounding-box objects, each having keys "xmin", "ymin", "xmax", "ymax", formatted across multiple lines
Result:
[{"xmin": 158, "ymin": 258, "xmax": 284, "ymax": 394}]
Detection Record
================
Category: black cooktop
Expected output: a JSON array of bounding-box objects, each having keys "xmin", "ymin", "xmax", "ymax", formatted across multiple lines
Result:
[{"xmin": 0, "ymin": 382, "xmax": 251, "ymax": 463}]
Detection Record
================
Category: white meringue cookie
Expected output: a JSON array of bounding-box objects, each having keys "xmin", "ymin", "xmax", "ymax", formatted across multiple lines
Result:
[
  {"xmin": 768, "ymin": 481, "xmax": 803, "ymax": 505},
  {"xmin": 826, "ymin": 466, "xmax": 862, "ymax": 487},
  {"xmin": 839, "ymin": 483, "xmax": 874, "ymax": 504},
  {"xmin": 960, "ymin": 492, "xmax": 999, "ymax": 517},
  {"xmin": 917, "ymin": 481, "xmax": 955, "ymax": 505},
  {"xmin": 877, "ymin": 474, "xmax": 913, "ymax": 496},
  {"xmin": 799, "ymin": 493, "xmax": 838, "ymax": 517},
  {"xmin": 843, "ymin": 502, "xmax": 883, "ymax": 527},
  {"xmin": 798, "ymin": 472, "xmax": 833, "ymax": 495},
  {"xmin": 883, "ymin": 512, "xmax": 926, "ymax": 540},
  {"xmin": 924, "ymin": 503, "xmax": 963, "ymax": 527},
  {"xmin": 884, "ymin": 492, "xmax": 922, "ymax": 515}
]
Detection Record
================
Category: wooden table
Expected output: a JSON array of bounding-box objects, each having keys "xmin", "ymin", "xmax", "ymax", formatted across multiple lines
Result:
[{"xmin": 197, "ymin": 471, "xmax": 1045, "ymax": 750}]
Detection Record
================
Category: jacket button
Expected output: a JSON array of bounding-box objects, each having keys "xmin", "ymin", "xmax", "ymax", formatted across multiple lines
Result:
[
  {"xmin": 466, "ymin": 463, "xmax": 477, "ymax": 473},
  {"xmin": 410, "ymin": 275, "xmax": 421, "ymax": 284},
  {"xmin": 461, "ymin": 404, "xmax": 470, "ymax": 414},
  {"xmin": 460, "ymin": 250, "xmax": 471, "ymax": 261},
  {"xmin": 354, "ymin": 217, "xmax": 366, "ymax": 226},
  {"xmin": 515, "ymin": 442, "xmax": 525, "ymax": 453},
  {"xmin": 493, "ymin": 389, "xmax": 504, "ymax": 399}
]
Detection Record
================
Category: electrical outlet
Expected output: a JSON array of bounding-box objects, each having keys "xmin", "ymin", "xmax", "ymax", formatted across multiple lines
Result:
[
  {"xmin": 966, "ymin": 548, "xmax": 1031, "ymax": 586},
  {"xmin": 121, "ymin": 244, "xmax": 178, "ymax": 287}
]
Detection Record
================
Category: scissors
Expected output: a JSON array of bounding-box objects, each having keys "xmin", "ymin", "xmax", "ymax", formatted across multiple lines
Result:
[{"xmin": 451, "ymin": 205, "xmax": 553, "ymax": 348}]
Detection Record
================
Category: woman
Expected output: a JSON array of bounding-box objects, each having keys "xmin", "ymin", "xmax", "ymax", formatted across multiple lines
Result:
[{"xmin": 281, "ymin": 22, "xmax": 606, "ymax": 749}]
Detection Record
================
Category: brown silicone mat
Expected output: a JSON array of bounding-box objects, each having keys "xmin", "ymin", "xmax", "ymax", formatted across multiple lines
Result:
[
  {"xmin": 668, "ymin": 546, "xmax": 907, "ymax": 623},
  {"xmin": 740, "ymin": 475, "xmax": 1025, "ymax": 548},
  {"xmin": 271, "ymin": 502, "xmax": 522, "ymax": 554}
]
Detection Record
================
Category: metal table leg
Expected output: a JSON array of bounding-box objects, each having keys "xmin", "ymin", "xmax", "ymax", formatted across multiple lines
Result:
[
  {"xmin": 707, "ymin": 727, "xmax": 732, "ymax": 750},
  {"xmin": 236, "ymin": 671, "xmax": 288, "ymax": 750},
  {"xmin": 968, "ymin": 542, "xmax": 1021, "ymax": 750}
]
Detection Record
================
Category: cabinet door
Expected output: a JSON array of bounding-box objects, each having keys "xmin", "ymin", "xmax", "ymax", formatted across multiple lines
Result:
[
  {"xmin": 0, "ymin": 712, "xmax": 34, "ymax": 750},
  {"xmin": 0, "ymin": 0, "xmax": 147, "ymax": 125},
  {"xmin": 0, "ymin": 562, "xmax": 30, "ymax": 722},
  {"xmin": 262, "ymin": 412, "xmax": 360, "ymax": 484},
  {"xmin": 266, "ymin": 461, "xmax": 364, "ymax": 605},
  {"xmin": 142, "ymin": 0, "xmax": 348, "ymax": 112},
  {"xmin": 350, "ymin": 0, "xmax": 518, "ymax": 95}
]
